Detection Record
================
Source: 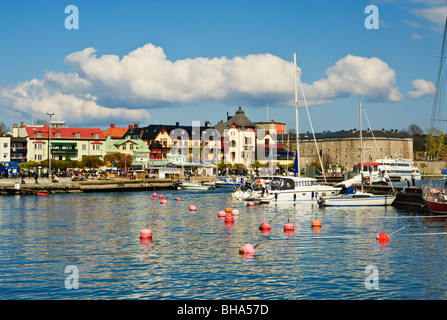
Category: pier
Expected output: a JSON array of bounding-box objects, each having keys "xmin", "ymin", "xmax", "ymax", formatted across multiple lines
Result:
[{"xmin": 0, "ymin": 178, "xmax": 176, "ymax": 195}]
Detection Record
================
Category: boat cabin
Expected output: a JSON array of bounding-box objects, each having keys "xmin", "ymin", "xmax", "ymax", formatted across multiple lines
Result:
[{"xmin": 354, "ymin": 162, "xmax": 380, "ymax": 175}]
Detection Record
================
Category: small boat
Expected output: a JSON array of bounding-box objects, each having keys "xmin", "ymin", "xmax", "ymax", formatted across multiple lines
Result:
[
  {"xmin": 422, "ymin": 181, "xmax": 447, "ymax": 214},
  {"xmin": 214, "ymin": 177, "xmax": 243, "ymax": 188},
  {"xmin": 177, "ymin": 181, "xmax": 214, "ymax": 190},
  {"xmin": 317, "ymin": 186, "xmax": 396, "ymax": 207}
]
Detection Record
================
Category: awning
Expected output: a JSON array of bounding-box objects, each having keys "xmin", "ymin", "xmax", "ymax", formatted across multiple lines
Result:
[{"xmin": 52, "ymin": 142, "xmax": 77, "ymax": 146}]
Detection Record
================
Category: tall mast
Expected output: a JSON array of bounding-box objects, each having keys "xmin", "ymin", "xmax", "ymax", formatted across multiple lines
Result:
[
  {"xmin": 359, "ymin": 100, "xmax": 364, "ymax": 193},
  {"xmin": 294, "ymin": 52, "xmax": 300, "ymax": 176}
]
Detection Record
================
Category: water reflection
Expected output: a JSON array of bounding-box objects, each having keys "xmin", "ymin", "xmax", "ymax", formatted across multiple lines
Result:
[{"xmin": 0, "ymin": 189, "xmax": 447, "ymax": 299}]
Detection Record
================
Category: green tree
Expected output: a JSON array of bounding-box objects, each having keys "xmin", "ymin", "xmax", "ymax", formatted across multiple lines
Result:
[
  {"xmin": 80, "ymin": 155, "xmax": 104, "ymax": 170},
  {"xmin": 103, "ymin": 153, "xmax": 132, "ymax": 169}
]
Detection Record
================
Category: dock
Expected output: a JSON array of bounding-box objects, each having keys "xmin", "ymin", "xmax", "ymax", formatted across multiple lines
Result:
[{"xmin": 0, "ymin": 178, "xmax": 176, "ymax": 195}]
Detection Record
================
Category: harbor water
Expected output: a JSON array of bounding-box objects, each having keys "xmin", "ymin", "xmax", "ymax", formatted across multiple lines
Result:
[{"xmin": 1, "ymin": 188, "xmax": 447, "ymax": 300}]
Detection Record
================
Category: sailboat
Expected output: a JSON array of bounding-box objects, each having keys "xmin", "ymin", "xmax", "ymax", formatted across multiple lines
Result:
[
  {"xmin": 258, "ymin": 53, "xmax": 341, "ymax": 205},
  {"xmin": 317, "ymin": 101, "xmax": 396, "ymax": 207}
]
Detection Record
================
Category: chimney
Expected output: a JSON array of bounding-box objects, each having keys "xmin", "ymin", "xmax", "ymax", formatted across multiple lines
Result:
[
  {"xmin": 176, "ymin": 122, "xmax": 179, "ymax": 127},
  {"xmin": 134, "ymin": 123, "xmax": 138, "ymax": 128},
  {"xmin": 12, "ymin": 124, "xmax": 18, "ymax": 137},
  {"xmin": 129, "ymin": 125, "xmax": 133, "ymax": 128},
  {"xmin": 205, "ymin": 120, "xmax": 210, "ymax": 128},
  {"xmin": 20, "ymin": 122, "xmax": 25, "ymax": 128},
  {"xmin": 111, "ymin": 124, "xmax": 115, "ymax": 128}
]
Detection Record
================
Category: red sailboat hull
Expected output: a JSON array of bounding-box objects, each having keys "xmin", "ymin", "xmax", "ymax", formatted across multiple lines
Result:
[{"xmin": 423, "ymin": 198, "xmax": 447, "ymax": 214}]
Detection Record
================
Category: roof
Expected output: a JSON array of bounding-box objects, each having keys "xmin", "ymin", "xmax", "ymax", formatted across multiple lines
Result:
[
  {"xmin": 25, "ymin": 126, "xmax": 106, "ymax": 140},
  {"xmin": 102, "ymin": 125, "xmax": 129, "ymax": 139},
  {"xmin": 214, "ymin": 107, "xmax": 256, "ymax": 134},
  {"xmin": 124, "ymin": 124, "xmax": 215, "ymax": 140},
  {"xmin": 277, "ymin": 129, "xmax": 412, "ymax": 141},
  {"xmin": 105, "ymin": 136, "xmax": 149, "ymax": 153}
]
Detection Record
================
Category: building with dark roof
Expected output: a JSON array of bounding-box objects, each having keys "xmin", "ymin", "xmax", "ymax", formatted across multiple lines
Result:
[{"xmin": 277, "ymin": 128, "xmax": 413, "ymax": 172}]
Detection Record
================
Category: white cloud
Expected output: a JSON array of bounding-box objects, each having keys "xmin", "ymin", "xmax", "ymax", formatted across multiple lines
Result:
[
  {"xmin": 0, "ymin": 43, "xmax": 432, "ymax": 125},
  {"xmin": 302, "ymin": 55, "xmax": 404, "ymax": 104},
  {"xmin": 407, "ymin": 79, "xmax": 436, "ymax": 98}
]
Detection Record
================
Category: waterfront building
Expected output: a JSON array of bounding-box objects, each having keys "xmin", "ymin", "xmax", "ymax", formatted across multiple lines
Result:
[
  {"xmin": 14, "ymin": 122, "xmax": 106, "ymax": 162},
  {"xmin": 0, "ymin": 136, "xmax": 11, "ymax": 163},
  {"xmin": 278, "ymin": 128, "xmax": 414, "ymax": 173}
]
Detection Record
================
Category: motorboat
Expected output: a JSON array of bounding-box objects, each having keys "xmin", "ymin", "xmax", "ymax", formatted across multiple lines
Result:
[
  {"xmin": 257, "ymin": 176, "xmax": 341, "ymax": 204},
  {"xmin": 375, "ymin": 158, "xmax": 421, "ymax": 182},
  {"xmin": 214, "ymin": 177, "xmax": 243, "ymax": 188},
  {"xmin": 231, "ymin": 176, "xmax": 275, "ymax": 200},
  {"xmin": 177, "ymin": 181, "xmax": 214, "ymax": 190},
  {"xmin": 422, "ymin": 186, "xmax": 447, "ymax": 214},
  {"xmin": 317, "ymin": 186, "xmax": 396, "ymax": 207}
]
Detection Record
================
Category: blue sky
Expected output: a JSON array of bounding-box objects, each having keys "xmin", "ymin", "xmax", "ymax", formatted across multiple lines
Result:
[{"xmin": 0, "ymin": 0, "xmax": 445, "ymax": 134}]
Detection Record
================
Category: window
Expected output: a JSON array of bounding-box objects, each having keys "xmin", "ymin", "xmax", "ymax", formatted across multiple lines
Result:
[
  {"xmin": 130, "ymin": 144, "xmax": 134, "ymax": 150},
  {"xmin": 3, "ymin": 143, "xmax": 8, "ymax": 148},
  {"xmin": 55, "ymin": 133, "xmax": 61, "ymax": 138},
  {"xmin": 37, "ymin": 132, "xmax": 42, "ymax": 138},
  {"xmin": 75, "ymin": 133, "xmax": 80, "ymax": 138},
  {"xmin": 35, "ymin": 143, "xmax": 43, "ymax": 150},
  {"xmin": 94, "ymin": 134, "xmax": 99, "ymax": 139},
  {"xmin": 92, "ymin": 144, "xmax": 101, "ymax": 151},
  {"xmin": 82, "ymin": 144, "xmax": 86, "ymax": 151}
]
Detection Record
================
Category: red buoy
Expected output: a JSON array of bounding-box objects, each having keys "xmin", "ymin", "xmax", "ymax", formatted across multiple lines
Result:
[
  {"xmin": 284, "ymin": 223, "xmax": 295, "ymax": 231},
  {"xmin": 152, "ymin": 193, "xmax": 158, "ymax": 198},
  {"xmin": 259, "ymin": 222, "xmax": 271, "ymax": 231},
  {"xmin": 140, "ymin": 229, "xmax": 152, "ymax": 238},
  {"xmin": 176, "ymin": 197, "xmax": 181, "ymax": 201},
  {"xmin": 225, "ymin": 215, "xmax": 234, "ymax": 222},
  {"xmin": 159, "ymin": 194, "xmax": 164, "ymax": 200},
  {"xmin": 377, "ymin": 232, "xmax": 389, "ymax": 245},
  {"xmin": 37, "ymin": 192, "xmax": 48, "ymax": 196}
]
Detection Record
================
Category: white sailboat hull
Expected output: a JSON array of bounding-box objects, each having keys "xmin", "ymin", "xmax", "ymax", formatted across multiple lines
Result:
[{"xmin": 318, "ymin": 193, "xmax": 396, "ymax": 207}]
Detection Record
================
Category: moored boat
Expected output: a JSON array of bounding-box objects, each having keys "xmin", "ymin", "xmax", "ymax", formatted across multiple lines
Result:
[
  {"xmin": 317, "ymin": 186, "xmax": 396, "ymax": 207},
  {"xmin": 177, "ymin": 181, "xmax": 214, "ymax": 190},
  {"xmin": 422, "ymin": 186, "xmax": 447, "ymax": 214},
  {"xmin": 257, "ymin": 176, "xmax": 341, "ymax": 204}
]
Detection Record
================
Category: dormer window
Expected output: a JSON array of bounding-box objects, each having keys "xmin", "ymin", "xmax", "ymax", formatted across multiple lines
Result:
[
  {"xmin": 55, "ymin": 133, "xmax": 61, "ymax": 138},
  {"xmin": 75, "ymin": 133, "xmax": 80, "ymax": 138},
  {"xmin": 94, "ymin": 134, "xmax": 99, "ymax": 139}
]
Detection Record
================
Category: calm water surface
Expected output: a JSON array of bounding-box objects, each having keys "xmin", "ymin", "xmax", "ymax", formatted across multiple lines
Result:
[{"xmin": 1, "ymin": 188, "xmax": 447, "ymax": 300}]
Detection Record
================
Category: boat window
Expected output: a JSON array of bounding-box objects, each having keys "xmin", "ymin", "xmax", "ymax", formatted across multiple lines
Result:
[{"xmin": 281, "ymin": 179, "xmax": 295, "ymax": 190}]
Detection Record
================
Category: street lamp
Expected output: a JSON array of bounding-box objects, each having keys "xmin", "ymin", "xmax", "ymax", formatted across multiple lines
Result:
[{"xmin": 47, "ymin": 112, "xmax": 55, "ymax": 179}]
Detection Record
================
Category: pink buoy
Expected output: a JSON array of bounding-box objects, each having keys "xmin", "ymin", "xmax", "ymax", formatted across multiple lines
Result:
[
  {"xmin": 284, "ymin": 223, "xmax": 295, "ymax": 231},
  {"xmin": 159, "ymin": 194, "xmax": 164, "ymax": 200},
  {"xmin": 189, "ymin": 205, "xmax": 197, "ymax": 211},
  {"xmin": 140, "ymin": 229, "xmax": 152, "ymax": 238},
  {"xmin": 239, "ymin": 243, "xmax": 256, "ymax": 255},
  {"xmin": 259, "ymin": 222, "xmax": 271, "ymax": 231},
  {"xmin": 176, "ymin": 197, "xmax": 181, "ymax": 201},
  {"xmin": 232, "ymin": 209, "xmax": 240, "ymax": 215},
  {"xmin": 218, "ymin": 211, "xmax": 226, "ymax": 217},
  {"xmin": 160, "ymin": 199, "xmax": 167, "ymax": 205},
  {"xmin": 247, "ymin": 201, "xmax": 254, "ymax": 206},
  {"xmin": 152, "ymin": 193, "xmax": 158, "ymax": 198}
]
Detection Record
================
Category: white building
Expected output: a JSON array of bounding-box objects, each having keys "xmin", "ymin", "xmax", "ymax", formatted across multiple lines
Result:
[{"xmin": 0, "ymin": 136, "xmax": 10, "ymax": 162}]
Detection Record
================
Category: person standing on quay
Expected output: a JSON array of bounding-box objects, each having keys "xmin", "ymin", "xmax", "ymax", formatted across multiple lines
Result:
[{"xmin": 411, "ymin": 170, "xmax": 415, "ymax": 187}]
